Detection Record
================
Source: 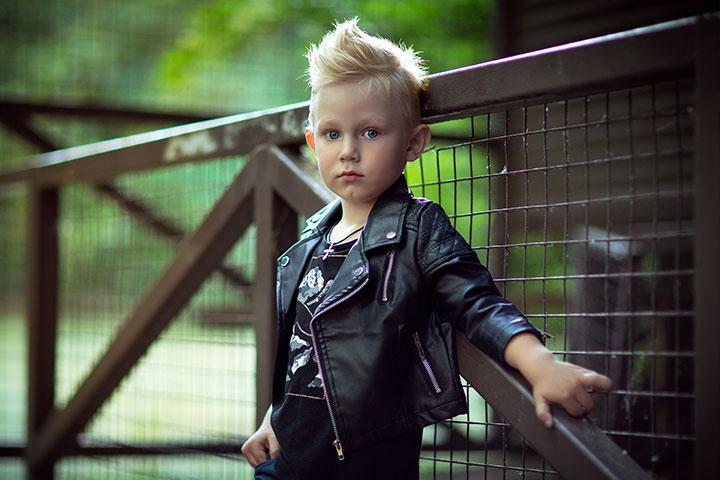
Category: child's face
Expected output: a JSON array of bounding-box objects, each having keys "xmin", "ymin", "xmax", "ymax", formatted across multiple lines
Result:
[{"xmin": 310, "ymin": 79, "xmax": 417, "ymax": 212}]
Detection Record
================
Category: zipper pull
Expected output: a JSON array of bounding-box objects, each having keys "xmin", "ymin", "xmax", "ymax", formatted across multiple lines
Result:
[
  {"xmin": 333, "ymin": 439, "xmax": 345, "ymax": 461},
  {"xmin": 413, "ymin": 332, "xmax": 426, "ymax": 360}
]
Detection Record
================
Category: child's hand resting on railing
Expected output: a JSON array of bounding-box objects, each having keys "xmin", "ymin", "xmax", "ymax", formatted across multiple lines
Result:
[{"xmin": 504, "ymin": 332, "xmax": 613, "ymax": 428}]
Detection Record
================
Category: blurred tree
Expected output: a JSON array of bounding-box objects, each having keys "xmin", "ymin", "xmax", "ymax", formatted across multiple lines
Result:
[
  {"xmin": 0, "ymin": 0, "xmax": 495, "ymax": 157},
  {"xmin": 155, "ymin": 0, "xmax": 495, "ymax": 106}
]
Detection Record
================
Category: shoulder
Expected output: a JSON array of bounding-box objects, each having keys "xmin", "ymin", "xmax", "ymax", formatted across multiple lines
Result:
[
  {"xmin": 405, "ymin": 196, "xmax": 450, "ymax": 231},
  {"xmin": 406, "ymin": 197, "xmax": 475, "ymax": 274}
]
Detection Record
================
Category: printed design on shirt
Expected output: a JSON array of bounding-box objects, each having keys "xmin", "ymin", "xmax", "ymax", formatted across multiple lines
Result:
[
  {"xmin": 285, "ymin": 239, "xmax": 354, "ymax": 401},
  {"xmin": 286, "ymin": 265, "xmax": 335, "ymax": 395}
]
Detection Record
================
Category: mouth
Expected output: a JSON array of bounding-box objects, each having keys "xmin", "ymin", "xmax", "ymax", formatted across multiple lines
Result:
[{"xmin": 339, "ymin": 171, "xmax": 362, "ymax": 179}]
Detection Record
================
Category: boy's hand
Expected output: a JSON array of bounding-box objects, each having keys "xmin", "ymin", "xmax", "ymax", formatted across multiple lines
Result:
[
  {"xmin": 504, "ymin": 333, "xmax": 613, "ymax": 428},
  {"xmin": 241, "ymin": 408, "xmax": 280, "ymax": 467},
  {"xmin": 526, "ymin": 357, "xmax": 613, "ymax": 428}
]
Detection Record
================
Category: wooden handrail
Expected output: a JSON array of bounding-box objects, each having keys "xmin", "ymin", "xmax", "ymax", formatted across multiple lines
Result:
[
  {"xmin": 456, "ymin": 332, "xmax": 650, "ymax": 479},
  {"xmin": 14, "ymin": 14, "xmax": 718, "ymax": 478},
  {"xmin": 0, "ymin": 15, "xmax": 709, "ymax": 187}
]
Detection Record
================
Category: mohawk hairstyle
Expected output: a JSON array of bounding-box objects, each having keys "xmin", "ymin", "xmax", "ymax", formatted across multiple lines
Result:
[{"xmin": 305, "ymin": 17, "xmax": 428, "ymax": 129}]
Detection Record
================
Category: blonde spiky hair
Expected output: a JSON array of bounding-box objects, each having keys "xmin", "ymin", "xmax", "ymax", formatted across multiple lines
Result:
[{"xmin": 305, "ymin": 17, "xmax": 428, "ymax": 129}]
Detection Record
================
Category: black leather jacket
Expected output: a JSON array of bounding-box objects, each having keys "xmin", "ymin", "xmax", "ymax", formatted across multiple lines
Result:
[{"xmin": 270, "ymin": 175, "xmax": 539, "ymax": 459}]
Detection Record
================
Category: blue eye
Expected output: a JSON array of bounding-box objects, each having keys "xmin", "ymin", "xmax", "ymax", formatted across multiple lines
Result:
[
  {"xmin": 326, "ymin": 131, "xmax": 340, "ymax": 140},
  {"xmin": 363, "ymin": 129, "xmax": 379, "ymax": 139}
]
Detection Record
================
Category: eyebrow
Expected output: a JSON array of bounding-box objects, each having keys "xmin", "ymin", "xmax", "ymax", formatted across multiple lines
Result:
[{"xmin": 317, "ymin": 117, "xmax": 387, "ymax": 129}]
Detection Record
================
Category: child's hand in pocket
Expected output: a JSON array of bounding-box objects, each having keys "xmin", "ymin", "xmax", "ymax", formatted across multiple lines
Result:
[{"xmin": 242, "ymin": 411, "xmax": 280, "ymax": 467}]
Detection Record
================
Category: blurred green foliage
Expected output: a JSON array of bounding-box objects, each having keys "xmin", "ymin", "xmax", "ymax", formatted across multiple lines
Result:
[
  {"xmin": 2, "ymin": 0, "xmax": 495, "ymax": 126},
  {"xmin": 1, "ymin": 0, "xmax": 498, "ymax": 299},
  {"xmin": 156, "ymin": 0, "xmax": 494, "ymax": 99}
]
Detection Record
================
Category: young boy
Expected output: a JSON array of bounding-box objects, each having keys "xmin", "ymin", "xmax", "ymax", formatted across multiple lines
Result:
[{"xmin": 242, "ymin": 18, "xmax": 612, "ymax": 480}]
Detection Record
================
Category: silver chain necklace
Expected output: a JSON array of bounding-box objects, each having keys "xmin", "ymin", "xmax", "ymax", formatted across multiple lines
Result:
[{"xmin": 322, "ymin": 224, "xmax": 364, "ymax": 260}]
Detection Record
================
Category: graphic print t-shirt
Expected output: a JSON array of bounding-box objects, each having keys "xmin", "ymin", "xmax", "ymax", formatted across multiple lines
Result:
[{"xmin": 273, "ymin": 234, "xmax": 356, "ymax": 478}]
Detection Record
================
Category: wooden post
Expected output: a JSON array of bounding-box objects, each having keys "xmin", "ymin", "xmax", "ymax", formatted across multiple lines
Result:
[
  {"xmin": 26, "ymin": 185, "xmax": 59, "ymax": 480},
  {"xmin": 693, "ymin": 14, "xmax": 720, "ymax": 480}
]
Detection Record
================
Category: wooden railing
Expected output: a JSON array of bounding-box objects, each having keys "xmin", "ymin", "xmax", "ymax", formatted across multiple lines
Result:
[{"xmin": 1, "ymin": 14, "xmax": 717, "ymax": 480}]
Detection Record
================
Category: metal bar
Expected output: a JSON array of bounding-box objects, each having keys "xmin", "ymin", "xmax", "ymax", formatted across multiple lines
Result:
[
  {"xmin": 456, "ymin": 331, "xmax": 651, "ymax": 480},
  {"xmin": 493, "ymin": 269, "xmax": 693, "ymax": 282},
  {"xmin": 693, "ymin": 14, "xmax": 720, "ymax": 480},
  {"xmin": 526, "ymin": 312, "xmax": 695, "ymax": 319},
  {"xmin": 478, "ymin": 231, "xmax": 695, "ymax": 250},
  {"xmin": 421, "ymin": 16, "xmax": 701, "ymax": 123},
  {"xmin": 426, "ymin": 147, "xmax": 691, "ymax": 181},
  {"xmin": 26, "ymin": 184, "xmax": 59, "ymax": 480},
  {"xmin": 25, "ymin": 151, "xmax": 260, "ymax": 469}
]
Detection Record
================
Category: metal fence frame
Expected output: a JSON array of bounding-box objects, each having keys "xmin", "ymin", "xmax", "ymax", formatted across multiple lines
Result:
[{"xmin": 1, "ymin": 13, "xmax": 717, "ymax": 480}]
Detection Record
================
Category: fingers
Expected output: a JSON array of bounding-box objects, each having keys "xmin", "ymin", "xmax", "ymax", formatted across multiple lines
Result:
[
  {"xmin": 268, "ymin": 431, "xmax": 280, "ymax": 459},
  {"xmin": 241, "ymin": 437, "xmax": 269, "ymax": 468},
  {"xmin": 575, "ymin": 389, "xmax": 594, "ymax": 414},
  {"xmin": 580, "ymin": 370, "xmax": 613, "ymax": 393},
  {"xmin": 561, "ymin": 393, "xmax": 588, "ymax": 417},
  {"xmin": 530, "ymin": 362, "xmax": 613, "ymax": 428},
  {"xmin": 534, "ymin": 391, "xmax": 554, "ymax": 428}
]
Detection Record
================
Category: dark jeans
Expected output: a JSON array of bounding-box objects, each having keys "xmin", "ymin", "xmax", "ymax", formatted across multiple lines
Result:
[
  {"xmin": 254, "ymin": 459, "xmax": 280, "ymax": 480},
  {"xmin": 254, "ymin": 429, "xmax": 422, "ymax": 480}
]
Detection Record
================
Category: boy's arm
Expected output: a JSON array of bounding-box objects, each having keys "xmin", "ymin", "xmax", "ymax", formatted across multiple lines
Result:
[
  {"xmin": 417, "ymin": 202, "xmax": 612, "ymax": 427},
  {"xmin": 504, "ymin": 332, "xmax": 613, "ymax": 428},
  {"xmin": 241, "ymin": 405, "xmax": 280, "ymax": 467},
  {"xmin": 417, "ymin": 202, "xmax": 542, "ymax": 361}
]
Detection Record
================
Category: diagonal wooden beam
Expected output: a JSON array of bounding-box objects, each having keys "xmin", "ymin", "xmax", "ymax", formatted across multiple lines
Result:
[
  {"xmin": 0, "ymin": 113, "xmax": 59, "ymax": 152},
  {"xmin": 26, "ymin": 148, "xmax": 262, "ymax": 468},
  {"xmin": 94, "ymin": 182, "xmax": 252, "ymax": 288},
  {"xmin": 0, "ymin": 98, "xmax": 225, "ymax": 124},
  {"xmin": 456, "ymin": 331, "xmax": 650, "ymax": 480},
  {"xmin": 267, "ymin": 146, "xmax": 334, "ymax": 215}
]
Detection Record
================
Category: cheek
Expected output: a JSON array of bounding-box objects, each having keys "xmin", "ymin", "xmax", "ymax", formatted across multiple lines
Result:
[{"xmin": 316, "ymin": 154, "xmax": 333, "ymax": 177}]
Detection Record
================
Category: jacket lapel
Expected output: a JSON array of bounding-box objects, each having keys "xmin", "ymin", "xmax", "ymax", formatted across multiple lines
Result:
[
  {"xmin": 277, "ymin": 175, "xmax": 414, "ymax": 319},
  {"xmin": 277, "ymin": 234, "xmax": 322, "ymax": 321}
]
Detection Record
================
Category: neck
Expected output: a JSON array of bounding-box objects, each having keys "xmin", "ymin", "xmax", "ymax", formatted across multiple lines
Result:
[{"xmin": 338, "ymin": 200, "xmax": 374, "ymax": 229}]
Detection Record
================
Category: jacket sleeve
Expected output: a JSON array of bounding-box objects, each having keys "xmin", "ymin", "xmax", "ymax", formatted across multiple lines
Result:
[{"xmin": 416, "ymin": 202, "xmax": 542, "ymax": 365}]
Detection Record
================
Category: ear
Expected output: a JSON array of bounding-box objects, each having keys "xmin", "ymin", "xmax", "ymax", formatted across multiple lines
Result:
[
  {"xmin": 304, "ymin": 129, "xmax": 315, "ymax": 150},
  {"xmin": 405, "ymin": 124, "xmax": 431, "ymax": 163}
]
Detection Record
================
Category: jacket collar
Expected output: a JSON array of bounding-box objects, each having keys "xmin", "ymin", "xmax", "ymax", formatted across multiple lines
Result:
[
  {"xmin": 277, "ymin": 175, "xmax": 413, "ymax": 320},
  {"xmin": 308, "ymin": 174, "xmax": 412, "ymax": 252}
]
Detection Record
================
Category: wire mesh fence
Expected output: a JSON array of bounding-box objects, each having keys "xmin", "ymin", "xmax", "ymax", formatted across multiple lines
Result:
[
  {"xmin": 0, "ymin": 156, "xmax": 267, "ymax": 478},
  {"xmin": 1, "ymin": 14, "xmax": 713, "ymax": 480},
  {"xmin": 411, "ymin": 79, "xmax": 694, "ymax": 479},
  {"xmin": 0, "ymin": 80, "xmax": 698, "ymax": 480}
]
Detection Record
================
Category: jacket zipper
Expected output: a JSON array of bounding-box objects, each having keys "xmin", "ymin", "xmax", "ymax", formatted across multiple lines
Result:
[
  {"xmin": 310, "ymin": 277, "xmax": 369, "ymax": 461},
  {"xmin": 413, "ymin": 332, "xmax": 442, "ymax": 394},
  {"xmin": 381, "ymin": 250, "xmax": 396, "ymax": 303}
]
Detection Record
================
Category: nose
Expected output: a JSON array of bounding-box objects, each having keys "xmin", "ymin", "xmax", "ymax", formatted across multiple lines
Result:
[{"xmin": 339, "ymin": 136, "xmax": 359, "ymax": 161}]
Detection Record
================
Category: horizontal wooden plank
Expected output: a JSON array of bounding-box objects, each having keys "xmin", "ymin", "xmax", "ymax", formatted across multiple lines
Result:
[{"xmin": 421, "ymin": 16, "xmax": 699, "ymax": 123}]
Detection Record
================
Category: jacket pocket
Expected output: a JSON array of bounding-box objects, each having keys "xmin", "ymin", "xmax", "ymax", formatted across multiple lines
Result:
[
  {"xmin": 379, "ymin": 249, "xmax": 396, "ymax": 303},
  {"xmin": 412, "ymin": 332, "xmax": 442, "ymax": 394}
]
